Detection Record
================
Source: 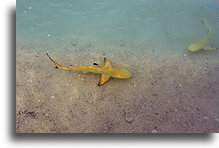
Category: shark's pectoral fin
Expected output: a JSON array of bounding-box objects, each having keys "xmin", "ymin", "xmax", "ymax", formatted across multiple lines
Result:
[
  {"xmin": 97, "ymin": 58, "xmax": 112, "ymax": 86},
  {"xmin": 104, "ymin": 58, "xmax": 112, "ymax": 67},
  {"xmin": 203, "ymin": 45, "xmax": 217, "ymax": 51},
  {"xmin": 98, "ymin": 74, "xmax": 110, "ymax": 86}
]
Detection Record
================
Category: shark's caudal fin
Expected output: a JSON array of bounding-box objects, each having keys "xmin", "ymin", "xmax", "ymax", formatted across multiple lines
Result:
[
  {"xmin": 98, "ymin": 58, "xmax": 112, "ymax": 86},
  {"xmin": 202, "ymin": 18, "xmax": 212, "ymax": 34},
  {"xmin": 203, "ymin": 45, "xmax": 217, "ymax": 51},
  {"xmin": 46, "ymin": 52, "xmax": 66, "ymax": 69}
]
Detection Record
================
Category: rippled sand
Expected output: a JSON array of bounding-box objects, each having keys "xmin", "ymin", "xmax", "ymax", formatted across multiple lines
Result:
[{"xmin": 16, "ymin": 43, "xmax": 219, "ymax": 133}]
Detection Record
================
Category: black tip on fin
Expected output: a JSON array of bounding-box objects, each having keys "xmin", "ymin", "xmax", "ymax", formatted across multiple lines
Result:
[
  {"xmin": 93, "ymin": 63, "xmax": 98, "ymax": 65},
  {"xmin": 98, "ymin": 83, "xmax": 102, "ymax": 86},
  {"xmin": 55, "ymin": 66, "xmax": 58, "ymax": 69},
  {"xmin": 104, "ymin": 58, "xmax": 107, "ymax": 62}
]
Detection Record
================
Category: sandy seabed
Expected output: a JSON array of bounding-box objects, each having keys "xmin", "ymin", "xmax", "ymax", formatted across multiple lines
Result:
[{"xmin": 16, "ymin": 42, "xmax": 219, "ymax": 133}]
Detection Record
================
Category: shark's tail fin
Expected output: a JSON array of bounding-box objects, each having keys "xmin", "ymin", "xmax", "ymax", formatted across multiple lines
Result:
[
  {"xmin": 46, "ymin": 52, "xmax": 64, "ymax": 69},
  {"xmin": 202, "ymin": 18, "xmax": 212, "ymax": 34}
]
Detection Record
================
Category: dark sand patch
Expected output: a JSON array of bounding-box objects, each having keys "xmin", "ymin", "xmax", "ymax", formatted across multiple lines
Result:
[{"xmin": 16, "ymin": 46, "xmax": 219, "ymax": 133}]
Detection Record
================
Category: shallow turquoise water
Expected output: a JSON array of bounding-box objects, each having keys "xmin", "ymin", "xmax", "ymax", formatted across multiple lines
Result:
[
  {"xmin": 17, "ymin": 0, "xmax": 219, "ymax": 55},
  {"xmin": 16, "ymin": 0, "xmax": 219, "ymax": 133}
]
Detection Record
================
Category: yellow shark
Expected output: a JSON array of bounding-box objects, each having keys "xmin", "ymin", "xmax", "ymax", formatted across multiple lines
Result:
[
  {"xmin": 188, "ymin": 18, "xmax": 217, "ymax": 52},
  {"xmin": 46, "ymin": 52, "xmax": 132, "ymax": 86}
]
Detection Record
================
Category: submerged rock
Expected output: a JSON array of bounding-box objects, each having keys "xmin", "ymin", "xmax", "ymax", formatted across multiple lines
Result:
[{"xmin": 125, "ymin": 116, "xmax": 133, "ymax": 123}]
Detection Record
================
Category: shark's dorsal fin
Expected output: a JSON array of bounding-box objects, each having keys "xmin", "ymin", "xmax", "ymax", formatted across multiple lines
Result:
[
  {"xmin": 98, "ymin": 74, "xmax": 110, "ymax": 86},
  {"xmin": 104, "ymin": 58, "xmax": 112, "ymax": 67}
]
